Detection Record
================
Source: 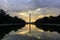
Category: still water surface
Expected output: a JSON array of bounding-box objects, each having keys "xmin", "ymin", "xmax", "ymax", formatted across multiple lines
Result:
[{"xmin": 2, "ymin": 24, "xmax": 60, "ymax": 40}]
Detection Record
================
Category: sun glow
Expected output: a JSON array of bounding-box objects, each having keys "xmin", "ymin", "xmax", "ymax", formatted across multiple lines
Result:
[
  {"xmin": 19, "ymin": 12, "xmax": 28, "ymax": 16},
  {"xmin": 18, "ymin": 13, "xmax": 42, "ymax": 22},
  {"xmin": 18, "ymin": 31, "xmax": 28, "ymax": 35},
  {"xmin": 17, "ymin": 25, "xmax": 44, "ymax": 35},
  {"xmin": 17, "ymin": 8, "xmax": 56, "ymax": 22}
]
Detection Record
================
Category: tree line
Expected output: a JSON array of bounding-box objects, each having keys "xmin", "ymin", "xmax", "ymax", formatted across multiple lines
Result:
[
  {"xmin": 35, "ymin": 15, "xmax": 60, "ymax": 24},
  {"xmin": 0, "ymin": 9, "xmax": 26, "ymax": 39},
  {"xmin": 0, "ymin": 9, "xmax": 25, "ymax": 24},
  {"xmin": 35, "ymin": 15, "xmax": 60, "ymax": 33}
]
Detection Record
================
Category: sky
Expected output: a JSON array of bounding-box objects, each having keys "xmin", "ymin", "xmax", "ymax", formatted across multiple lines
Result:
[
  {"xmin": 0, "ymin": 0, "xmax": 60, "ymax": 11},
  {"xmin": 0, "ymin": 0, "xmax": 60, "ymax": 22}
]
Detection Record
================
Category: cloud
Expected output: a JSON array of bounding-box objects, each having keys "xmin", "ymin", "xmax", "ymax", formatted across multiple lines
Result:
[
  {"xmin": 0, "ymin": 0, "xmax": 9, "ymax": 11},
  {"xmin": 0, "ymin": 0, "xmax": 60, "ymax": 12},
  {"xmin": 9, "ymin": 8, "xmax": 60, "ymax": 22},
  {"xmin": 1, "ymin": 0, "xmax": 60, "ymax": 22},
  {"xmin": 1, "ymin": 30, "xmax": 60, "ymax": 40}
]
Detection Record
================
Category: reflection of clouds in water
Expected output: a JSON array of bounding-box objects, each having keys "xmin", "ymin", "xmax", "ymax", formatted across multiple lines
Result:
[
  {"xmin": 1, "ymin": 25, "xmax": 60, "ymax": 40},
  {"xmin": 1, "ymin": 30, "xmax": 60, "ymax": 40},
  {"xmin": 1, "ymin": 34, "xmax": 39, "ymax": 40}
]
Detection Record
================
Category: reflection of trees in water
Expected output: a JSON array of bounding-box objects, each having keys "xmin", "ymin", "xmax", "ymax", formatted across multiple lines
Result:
[
  {"xmin": 35, "ymin": 15, "xmax": 60, "ymax": 33},
  {"xmin": 0, "ymin": 9, "xmax": 26, "ymax": 39}
]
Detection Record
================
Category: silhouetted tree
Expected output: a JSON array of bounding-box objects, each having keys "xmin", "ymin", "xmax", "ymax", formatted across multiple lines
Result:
[
  {"xmin": 0, "ymin": 9, "xmax": 26, "ymax": 39},
  {"xmin": 35, "ymin": 15, "xmax": 60, "ymax": 33}
]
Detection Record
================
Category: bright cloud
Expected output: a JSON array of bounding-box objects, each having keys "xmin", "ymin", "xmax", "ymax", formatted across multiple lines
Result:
[{"xmin": 10, "ymin": 8, "xmax": 60, "ymax": 22}]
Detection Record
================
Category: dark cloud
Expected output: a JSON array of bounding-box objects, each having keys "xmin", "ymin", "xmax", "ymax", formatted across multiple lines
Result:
[
  {"xmin": 31, "ymin": 0, "xmax": 60, "ymax": 8},
  {"xmin": 0, "ymin": 0, "xmax": 60, "ymax": 12}
]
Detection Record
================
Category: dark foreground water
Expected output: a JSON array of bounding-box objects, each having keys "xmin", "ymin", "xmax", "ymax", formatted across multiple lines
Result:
[{"xmin": 1, "ymin": 24, "xmax": 60, "ymax": 40}]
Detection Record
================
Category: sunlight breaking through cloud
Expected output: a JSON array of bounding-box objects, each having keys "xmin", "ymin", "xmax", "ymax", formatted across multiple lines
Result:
[{"xmin": 10, "ymin": 8, "xmax": 60, "ymax": 22}]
